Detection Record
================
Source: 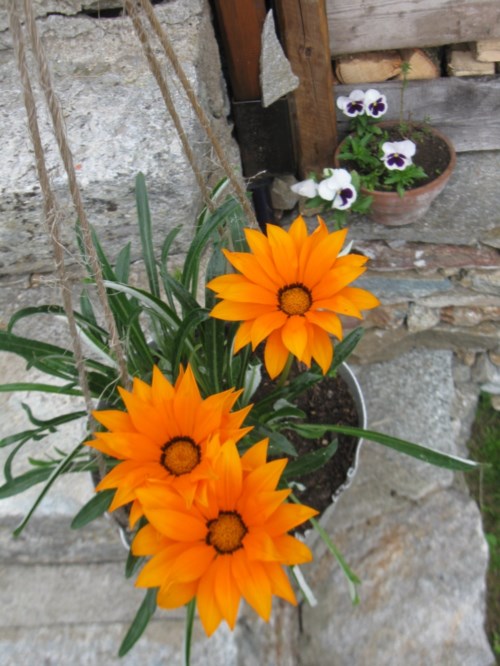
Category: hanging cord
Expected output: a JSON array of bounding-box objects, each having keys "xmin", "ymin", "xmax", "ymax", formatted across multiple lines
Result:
[
  {"xmin": 7, "ymin": 1, "xmax": 109, "ymax": 479},
  {"xmin": 21, "ymin": 0, "xmax": 131, "ymax": 391},
  {"xmin": 129, "ymin": 0, "xmax": 259, "ymax": 228},
  {"xmin": 8, "ymin": 3, "xmax": 93, "ymax": 417},
  {"xmin": 123, "ymin": 0, "xmax": 215, "ymax": 212}
]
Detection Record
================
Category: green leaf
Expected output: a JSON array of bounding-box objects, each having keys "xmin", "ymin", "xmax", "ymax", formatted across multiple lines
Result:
[
  {"xmin": 290, "ymin": 493, "xmax": 360, "ymax": 603},
  {"xmin": 80, "ymin": 288, "xmax": 99, "ymax": 331},
  {"xmin": 0, "ymin": 467, "xmax": 53, "ymax": 498},
  {"xmin": 136, "ymin": 173, "xmax": 160, "ymax": 299},
  {"xmin": 183, "ymin": 197, "xmax": 241, "ymax": 295},
  {"xmin": 184, "ymin": 599, "xmax": 196, "ymax": 666},
  {"xmin": 13, "ymin": 442, "xmax": 84, "ymax": 535},
  {"xmin": 283, "ymin": 439, "xmax": 338, "ymax": 479},
  {"xmin": 71, "ymin": 488, "xmax": 115, "ymax": 529},
  {"xmin": 293, "ymin": 424, "xmax": 482, "ymax": 472},
  {"xmin": 0, "ymin": 382, "xmax": 82, "ymax": 396},
  {"xmin": 330, "ymin": 328, "xmax": 364, "ymax": 371},
  {"xmin": 118, "ymin": 588, "xmax": 158, "ymax": 657},
  {"xmin": 171, "ymin": 308, "xmax": 209, "ymax": 376},
  {"xmin": 160, "ymin": 226, "xmax": 182, "ymax": 310},
  {"xmin": 0, "ymin": 329, "xmax": 77, "ymax": 381},
  {"xmin": 114, "ymin": 243, "xmax": 132, "ymax": 284},
  {"xmin": 309, "ymin": 514, "xmax": 360, "ymax": 604},
  {"xmin": 103, "ymin": 281, "xmax": 180, "ymax": 331},
  {"xmin": 125, "ymin": 550, "xmax": 145, "ymax": 580}
]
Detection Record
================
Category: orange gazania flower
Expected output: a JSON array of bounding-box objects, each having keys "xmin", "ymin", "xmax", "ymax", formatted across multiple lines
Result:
[
  {"xmin": 87, "ymin": 365, "xmax": 252, "ymax": 518},
  {"xmin": 132, "ymin": 438, "xmax": 318, "ymax": 636},
  {"xmin": 207, "ymin": 216, "xmax": 379, "ymax": 378}
]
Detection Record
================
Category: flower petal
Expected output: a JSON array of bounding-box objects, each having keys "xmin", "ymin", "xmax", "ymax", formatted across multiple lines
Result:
[
  {"xmin": 231, "ymin": 550, "xmax": 273, "ymax": 622},
  {"xmin": 264, "ymin": 329, "xmax": 290, "ymax": 379},
  {"xmin": 197, "ymin": 562, "xmax": 223, "ymax": 636}
]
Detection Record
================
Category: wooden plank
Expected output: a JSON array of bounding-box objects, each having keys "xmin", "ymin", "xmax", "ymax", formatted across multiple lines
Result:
[
  {"xmin": 334, "ymin": 77, "xmax": 500, "ymax": 152},
  {"xmin": 211, "ymin": 0, "xmax": 267, "ymax": 101},
  {"xmin": 325, "ymin": 0, "xmax": 500, "ymax": 56},
  {"xmin": 274, "ymin": 0, "xmax": 338, "ymax": 177}
]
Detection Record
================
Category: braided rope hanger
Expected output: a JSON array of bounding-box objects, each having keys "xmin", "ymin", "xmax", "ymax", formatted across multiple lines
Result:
[
  {"xmin": 128, "ymin": 0, "xmax": 258, "ymax": 227},
  {"xmin": 9, "ymin": 0, "xmax": 131, "ymax": 396},
  {"xmin": 8, "ymin": 0, "xmax": 259, "ymax": 419}
]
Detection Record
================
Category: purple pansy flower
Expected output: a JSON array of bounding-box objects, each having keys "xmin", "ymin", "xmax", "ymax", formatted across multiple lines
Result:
[
  {"xmin": 364, "ymin": 89, "xmax": 387, "ymax": 118},
  {"xmin": 336, "ymin": 90, "xmax": 365, "ymax": 118},
  {"xmin": 318, "ymin": 168, "xmax": 357, "ymax": 210},
  {"xmin": 381, "ymin": 140, "xmax": 416, "ymax": 170}
]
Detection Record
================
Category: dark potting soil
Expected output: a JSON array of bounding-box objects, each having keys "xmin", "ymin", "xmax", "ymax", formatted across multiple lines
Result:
[
  {"xmin": 340, "ymin": 125, "xmax": 451, "ymax": 192},
  {"xmin": 253, "ymin": 367, "xmax": 360, "ymax": 519},
  {"xmin": 284, "ymin": 373, "xmax": 360, "ymax": 517},
  {"xmin": 388, "ymin": 126, "xmax": 451, "ymax": 187}
]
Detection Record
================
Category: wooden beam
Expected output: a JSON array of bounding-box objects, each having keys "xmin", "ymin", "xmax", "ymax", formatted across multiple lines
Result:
[
  {"xmin": 325, "ymin": 0, "xmax": 500, "ymax": 56},
  {"xmin": 211, "ymin": 0, "xmax": 267, "ymax": 101},
  {"xmin": 274, "ymin": 0, "xmax": 337, "ymax": 177},
  {"xmin": 335, "ymin": 77, "xmax": 500, "ymax": 152}
]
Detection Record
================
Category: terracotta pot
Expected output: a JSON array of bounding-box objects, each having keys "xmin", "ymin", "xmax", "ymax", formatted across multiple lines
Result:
[{"xmin": 334, "ymin": 124, "xmax": 456, "ymax": 226}]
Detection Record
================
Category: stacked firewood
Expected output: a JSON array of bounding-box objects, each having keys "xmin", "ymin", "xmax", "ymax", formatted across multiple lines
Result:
[{"xmin": 333, "ymin": 41, "xmax": 499, "ymax": 84}]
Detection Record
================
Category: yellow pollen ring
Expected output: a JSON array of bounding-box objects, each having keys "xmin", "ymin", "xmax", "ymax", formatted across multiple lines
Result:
[
  {"xmin": 160, "ymin": 437, "xmax": 201, "ymax": 476},
  {"xmin": 206, "ymin": 511, "xmax": 248, "ymax": 554},
  {"xmin": 279, "ymin": 283, "xmax": 312, "ymax": 316}
]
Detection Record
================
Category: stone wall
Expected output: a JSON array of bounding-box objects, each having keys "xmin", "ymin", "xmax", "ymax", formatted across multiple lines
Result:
[{"xmin": 0, "ymin": 0, "xmax": 240, "ymax": 325}]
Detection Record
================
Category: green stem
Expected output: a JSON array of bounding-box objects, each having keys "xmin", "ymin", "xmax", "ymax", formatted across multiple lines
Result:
[
  {"xmin": 183, "ymin": 598, "xmax": 196, "ymax": 666},
  {"xmin": 276, "ymin": 353, "xmax": 294, "ymax": 389}
]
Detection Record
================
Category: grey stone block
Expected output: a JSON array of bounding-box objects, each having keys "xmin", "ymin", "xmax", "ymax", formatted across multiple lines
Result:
[{"xmin": 0, "ymin": 0, "xmax": 240, "ymax": 280}]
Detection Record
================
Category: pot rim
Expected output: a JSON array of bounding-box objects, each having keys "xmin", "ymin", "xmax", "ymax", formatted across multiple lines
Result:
[
  {"xmin": 334, "ymin": 122, "xmax": 457, "ymax": 199},
  {"xmin": 334, "ymin": 362, "xmax": 366, "ymax": 498}
]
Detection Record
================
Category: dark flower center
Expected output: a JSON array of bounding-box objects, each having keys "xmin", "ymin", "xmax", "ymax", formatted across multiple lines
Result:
[
  {"xmin": 370, "ymin": 100, "xmax": 386, "ymax": 115},
  {"xmin": 160, "ymin": 436, "xmax": 201, "ymax": 476},
  {"xmin": 387, "ymin": 153, "xmax": 406, "ymax": 168},
  {"xmin": 206, "ymin": 511, "xmax": 248, "ymax": 554},
  {"xmin": 340, "ymin": 188, "xmax": 354, "ymax": 206},
  {"xmin": 278, "ymin": 283, "xmax": 312, "ymax": 316},
  {"xmin": 347, "ymin": 100, "xmax": 363, "ymax": 114}
]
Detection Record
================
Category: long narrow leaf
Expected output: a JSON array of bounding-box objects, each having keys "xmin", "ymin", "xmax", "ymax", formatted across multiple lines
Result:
[
  {"xmin": 0, "ymin": 467, "xmax": 53, "ymax": 498},
  {"xmin": 329, "ymin": 328, "xmax": 364, "ymax": 372},
  {"xmin": 293, "ymin": 424, "xmax": 481, "ymax": 472},
  {"xmin": 283, "ymin": 439, "xmax": 338, "ymax": 480},
  {"xmin": 118, "ymin": 588, "xmax": 158, "ymax": 657},
  {"xmin": 171, "ymin": 308, "xmax": 209, "ymax": 376},
  {"xmin": 103, "ymin": 281, "xmax": 180, "ymax": 330},
  {"xmin": 183, "ymin": 197, "xmax": 241, "ymax": 295},
  {"xmin": 135, "ymin": 172, "xmax": 160, "ymax": 299},
  {"xmin": 310, "ymin": 514, "xmax": 360, "ymax": 604},
  {"xmin": 160, "ymin": 226, "xmax": 182, "ymax": 310},
  {"xmin": 184, "ymin": 599, "xmax": 196, "ymax": 666},
  {"xmin": 71, "ymin": 488, "xmax": 115, "ymax": 529},
  {"xmin": 0, "ymin": 383, "xmax": 82, "ymax": 396},
  {"xmin": 13, "ymin": 441, "xmax": 84, "ymax": 536},
  {"xmin": 0, "ymin": 330, "xmax": 77, "ymax": 381},
  {"xmin": 290, "ymin": 493, "xmax": 360, "ymax": 604},
  {"xmin": 114, "ymin": 243, "xmax": 132, "ymax": 284}
]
